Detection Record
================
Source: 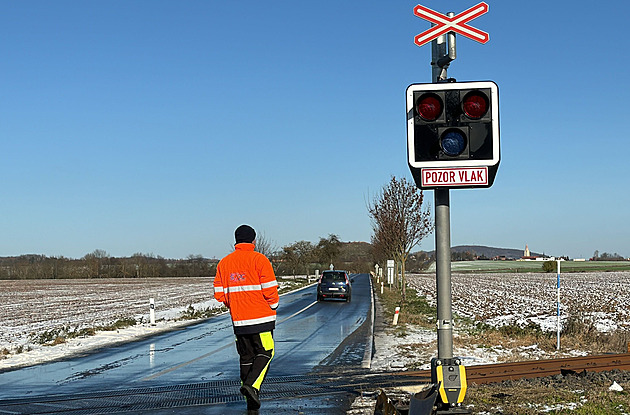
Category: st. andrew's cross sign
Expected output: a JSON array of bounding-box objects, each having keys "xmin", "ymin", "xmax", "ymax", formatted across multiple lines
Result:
[{"xmin": 413, "ymin": 2, "xmax": 489, "ymax": 47}]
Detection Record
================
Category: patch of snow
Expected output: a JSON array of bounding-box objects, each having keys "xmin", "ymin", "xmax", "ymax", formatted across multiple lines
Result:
[
  {"xmin": 407, "ymin": 272, "xmax": 630, "ymax": 334},
  {"xmin": 0, "ymin": 278, "xmax": 301, "ymax": 371},
  {"xmin": 0, "ymin": 317, "xmax": 213, "ymax": 370},
  {"xmin": 610, "ymin": 381, "xmax": 624, "ymax": 392}
]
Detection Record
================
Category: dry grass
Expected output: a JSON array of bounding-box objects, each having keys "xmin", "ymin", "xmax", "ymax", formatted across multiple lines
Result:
[
  {"xmin": 466, "ymin": 384, "xmax": 579, "ymax": 414},
  {"xmin": 51, "ymin": 336, "xmax": 66, "ymax": 346},
  {"xmin": 466, "ymin": 379, "xmax": 630, "ymax": 414},
  {"xmin": 377, "ymin": 276, "xmax": 630, "ymax": 357},
  {"xmin": 378, "ymin": 285, "xmax": 435, "ymax": 329},
  {"xmin": 373, "ymin": 275, "xmax": 630, "ymax": 414}
]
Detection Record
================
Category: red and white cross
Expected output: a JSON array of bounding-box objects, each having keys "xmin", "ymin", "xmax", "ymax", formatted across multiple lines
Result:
[{"xmin": 413, "ymin": 2, "xmax": 490, "ymax": 47}]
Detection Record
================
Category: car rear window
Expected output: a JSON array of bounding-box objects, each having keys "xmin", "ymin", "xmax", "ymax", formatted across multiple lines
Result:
[{"xmin": 321, "ymin": 272, "xmax": 346, "ymax": 282}]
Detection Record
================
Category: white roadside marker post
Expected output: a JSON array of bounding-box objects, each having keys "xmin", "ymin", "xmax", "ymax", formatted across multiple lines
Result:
[
  {"xmin": 557, "ymin": 260, "xmax": 561, "ymax": 350},
  {"xmin": 393, "ymin": 307, "xmax": 400, "ymax": 325},
  {"xmin": 150, "ymin": 298, "xmax": 156, "ymax": 326}
]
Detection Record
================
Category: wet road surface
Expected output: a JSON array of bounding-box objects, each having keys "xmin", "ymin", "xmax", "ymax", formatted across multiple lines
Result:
[{"xmin": 0, "ymin": 273, "xmax": 374, "ymax": 414}]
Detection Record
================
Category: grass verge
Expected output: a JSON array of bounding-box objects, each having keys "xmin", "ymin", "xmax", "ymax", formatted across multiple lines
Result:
[{"xmin": 372, "ymin": 275, "xmax": 630, "ymax": 414}]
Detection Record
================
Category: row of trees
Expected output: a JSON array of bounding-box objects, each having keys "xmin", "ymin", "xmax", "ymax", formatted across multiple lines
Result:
[
  {"xmin": 0, "ymin": 235, "xmax": 374, "ymax": 280},
  {"xmin": 2, "ymin": 176, "xmax": 433, "ymax": 281},
  {"xmin": 268, "ymin": 235, "xmax": 372, "ymax": 276},
  {"xmin": 592, "ymin": 251, "xmax": 628, "ymax": 261},
  {"xmin": 451, "ymin": 250, "xmax": 477, "ymax": 261},
  {"xmin": 0, "ymin": 252, "xmax": 216, "ymax": 280}
]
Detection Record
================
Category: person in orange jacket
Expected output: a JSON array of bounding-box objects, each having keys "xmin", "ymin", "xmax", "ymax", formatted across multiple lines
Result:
[{"xmin": 214, "ymin": 225, "xmax": 279, "ymax": 412}]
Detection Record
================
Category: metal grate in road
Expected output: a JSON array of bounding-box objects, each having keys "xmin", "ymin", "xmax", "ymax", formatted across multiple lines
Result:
[{"xmin": 0, "ymin": 372, "xmax": 427, "ymax": 414}]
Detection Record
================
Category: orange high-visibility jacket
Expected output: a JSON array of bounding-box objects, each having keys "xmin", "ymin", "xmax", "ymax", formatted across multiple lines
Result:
[{"xmin": 214, "ymin": 243, "xmax": 279, "ymax": 334}]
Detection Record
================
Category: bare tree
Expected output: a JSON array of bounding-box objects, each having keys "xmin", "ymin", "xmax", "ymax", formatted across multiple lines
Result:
[
  {"xmin": 82, "ymin": 249, "xmax": 110, "ymax": 278},
  {"xmin": 255, "ymin": 231, "xmax": 277, "ymax": 259},
  {"xmin": 368, "ymin": 176, "xmax": 434, "ymax": 299},
  {"xmin": 280, "ymin": 241, "xmax": 315, "ymax": 276}
]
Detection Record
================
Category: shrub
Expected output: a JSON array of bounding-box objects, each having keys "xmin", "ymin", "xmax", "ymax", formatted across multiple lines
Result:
[
  {"xmin": 542, "ymin": 261, "xmax": 557, "ymax": 273},
  {"xmin": 76, "ymin": 327, "xmax": 96, "ymax": 337},
  {"xmin": 562, "ymin": 312, "xmax": 630, "ymax": 353},
  {"xmin": 180, "ymin": 304, "xmax": 225, "ymax": 320},
  {"xmin": 562, "ymin": 313, "xmax": 597, "ymax": 338},
  {"xmin": 31, "ymin": 328, "xmax": 65, "ymax": 345},
  {"xmin": 106, "ymin": 317, "xmax": 137, "ymax": 330},
  {"xmin": 52, "ymin": 337, "xmax": 66, "ymax": 345},
  {"xmin": 498, "ymin": 322, "xmax": 546, "ymax": 338}
]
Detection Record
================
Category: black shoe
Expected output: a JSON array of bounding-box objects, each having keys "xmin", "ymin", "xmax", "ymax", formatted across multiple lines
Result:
[{"xmin": 240, "ymin": 384, "xmax": 260, "ymax": 410}]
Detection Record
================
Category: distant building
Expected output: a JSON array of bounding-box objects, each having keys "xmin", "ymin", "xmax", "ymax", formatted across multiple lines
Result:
[
  {"xmin": 519, "ymin": 244, "xmax": 561, "ymax": 261},
  {"xmin": 521, "ymin": 243, "xmax": 538, "ymax": 260}
]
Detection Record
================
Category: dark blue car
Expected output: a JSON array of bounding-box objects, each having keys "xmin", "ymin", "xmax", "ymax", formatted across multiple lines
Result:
[{"xmin": 317, "ymin": 270, "xmax": 352, "ymax": 302}]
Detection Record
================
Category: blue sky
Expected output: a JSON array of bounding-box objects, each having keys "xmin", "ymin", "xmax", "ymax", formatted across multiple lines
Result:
[{"xmin": 1, "ymin": 1, "xmax": 628, "ymax": 260}]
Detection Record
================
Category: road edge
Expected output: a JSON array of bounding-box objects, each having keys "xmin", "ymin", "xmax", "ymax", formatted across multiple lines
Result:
[{"xmin": 361, "ymin": 274, "xmax": 375, "ymax": 369}]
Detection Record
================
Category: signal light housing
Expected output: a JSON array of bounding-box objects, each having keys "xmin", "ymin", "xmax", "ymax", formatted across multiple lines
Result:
[
  {"xmin": 416, "ymin": 93, "xmax": 443, "ymax": 121},
  {"xmin": 462, "ymin": 91, "xmax": 489, "ymax": 119},
  {"xmin": 440, "ymin": 129, "xmax": 467, "ymax": 157},
  {"xmin": 406, "ymin": 81, "xmax": 500, "ymax": 189}
]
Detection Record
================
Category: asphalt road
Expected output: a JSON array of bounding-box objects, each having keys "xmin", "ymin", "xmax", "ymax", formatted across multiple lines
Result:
[{"xmin": 0, "ymin": 273, "xmax": 374, "ymax": 414}]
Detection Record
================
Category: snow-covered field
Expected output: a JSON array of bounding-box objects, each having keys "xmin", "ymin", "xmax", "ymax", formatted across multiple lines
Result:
[
  {"xmin": 0, "ymin": 277, "xmax": 222, "ymax": 370},
  {"xmin": 369, "ymin": 272, "xmax": 630, "ymax": 374},
  {"xmin": 0, "ymin": 276, "xmax": 311, "ymax": 371},
  {"xmin": 350, "ymin": 272, "xmax": 630, "ymax": 414},
  {"xmin": 408, "ymin": 271, "xmax": 630, "ymax": 333},
  {"xmin": 2, "ymin": 272, "xmax": 629, "ymax": 374}
]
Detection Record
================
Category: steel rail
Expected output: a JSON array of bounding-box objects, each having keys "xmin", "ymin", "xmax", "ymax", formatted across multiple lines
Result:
[{"xmin": 398, "ymin": 353, "xmax": 630, "ymax": 385}]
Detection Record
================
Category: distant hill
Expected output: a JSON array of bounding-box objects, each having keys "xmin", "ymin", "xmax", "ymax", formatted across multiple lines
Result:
[{"xmin": 425, "ymin": 245, "xmax": 540, "ymax": 260}]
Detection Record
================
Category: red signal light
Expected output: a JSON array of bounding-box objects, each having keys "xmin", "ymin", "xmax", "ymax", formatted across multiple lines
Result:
[
  {"xmin": 416, "ymin": 93, "xmax": 443, "ymax": 121},
  {"xmin": 462, "ymin": 91, "xmax": 489, "ymax": 119}
]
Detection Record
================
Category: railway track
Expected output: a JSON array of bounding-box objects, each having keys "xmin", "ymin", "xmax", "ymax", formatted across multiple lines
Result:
[
  {"xmin": 2, "ymin": 354, "xmax": 629, "ymax": 413},
  {"xmin": 397, "ymin": 352, "xmax": 630, "ymax": 385}
]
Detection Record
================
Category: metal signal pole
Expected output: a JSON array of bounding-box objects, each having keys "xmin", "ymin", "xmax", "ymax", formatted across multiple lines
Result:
[
  {"xmin": 410, "ymin": 4, "xmax": 494, "ymax": 410},
  {"xmin": 426, "ymin": 17, "xmax": 470, "ymax": 414},
  {"xmin": 431, "ymin": 13, "xmax": 456, "ymax": 361},
  {"xmin": 434, "ymin": 189, "xmax": 453, "ymax": 359}
]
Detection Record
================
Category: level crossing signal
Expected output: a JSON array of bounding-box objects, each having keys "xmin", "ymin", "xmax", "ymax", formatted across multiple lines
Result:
[{"xmin": 406, "ymin": 81, "xmax": 500, "ymax": 189}]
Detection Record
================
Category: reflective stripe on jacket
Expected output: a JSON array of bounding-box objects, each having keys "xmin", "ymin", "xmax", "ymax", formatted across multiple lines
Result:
[{"xmin": 213, "ymin": 243, "xmax": 279, "ymax": 334}]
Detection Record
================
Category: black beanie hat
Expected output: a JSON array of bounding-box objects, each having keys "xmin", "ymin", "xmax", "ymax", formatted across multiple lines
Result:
[{"xmin": 235, "ymin": 225, "xmax": 256, "ymax": 244}]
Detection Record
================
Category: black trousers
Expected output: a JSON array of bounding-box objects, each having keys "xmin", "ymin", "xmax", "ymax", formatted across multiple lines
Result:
[{"xmin": 235, "ymin": 331, "xmax": 274, "ymax": 390}]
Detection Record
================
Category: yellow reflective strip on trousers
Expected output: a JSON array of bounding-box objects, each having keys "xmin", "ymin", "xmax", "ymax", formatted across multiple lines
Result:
[
  {"xmin": 252, "ymin": 332, "xmax": 274, "ymax": 390},
  {"xmin": 260, "ymin": 331, "xmax": 274, "ymax": 351}
]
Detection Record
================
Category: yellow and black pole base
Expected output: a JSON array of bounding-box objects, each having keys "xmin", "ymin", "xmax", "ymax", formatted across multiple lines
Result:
[{"xmin": 430, "ymin": 357, "xmax": 469, "ymax": 414}]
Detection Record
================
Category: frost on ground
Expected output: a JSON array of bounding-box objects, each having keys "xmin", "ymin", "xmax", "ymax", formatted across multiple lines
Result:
[
  {"xmin": 407, "ymin": 271, "xmax": 630, "ymax": 333},
  {"xmin": 3, "ymin": 272, "xmax": 630, "ymax": 412},
  {"xmin": 0, "ymin": 277, "xmax": 308, "ymax": 371},
  {"xmin": 0, "ymin": 277, "xmax": 224, "ymax": 370},
  {"xmin": 348, "ymin": 271, "xmax": 630, "ymax": 414},
  {"xmin": 369, "ymin": 272, "xmax": 630, "ymax": 373}
]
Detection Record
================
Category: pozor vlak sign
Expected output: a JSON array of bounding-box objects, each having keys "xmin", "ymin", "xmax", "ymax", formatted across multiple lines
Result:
[{"xmin": 406, "ymin": 81, "xmax": 500, "ymax": 189}]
